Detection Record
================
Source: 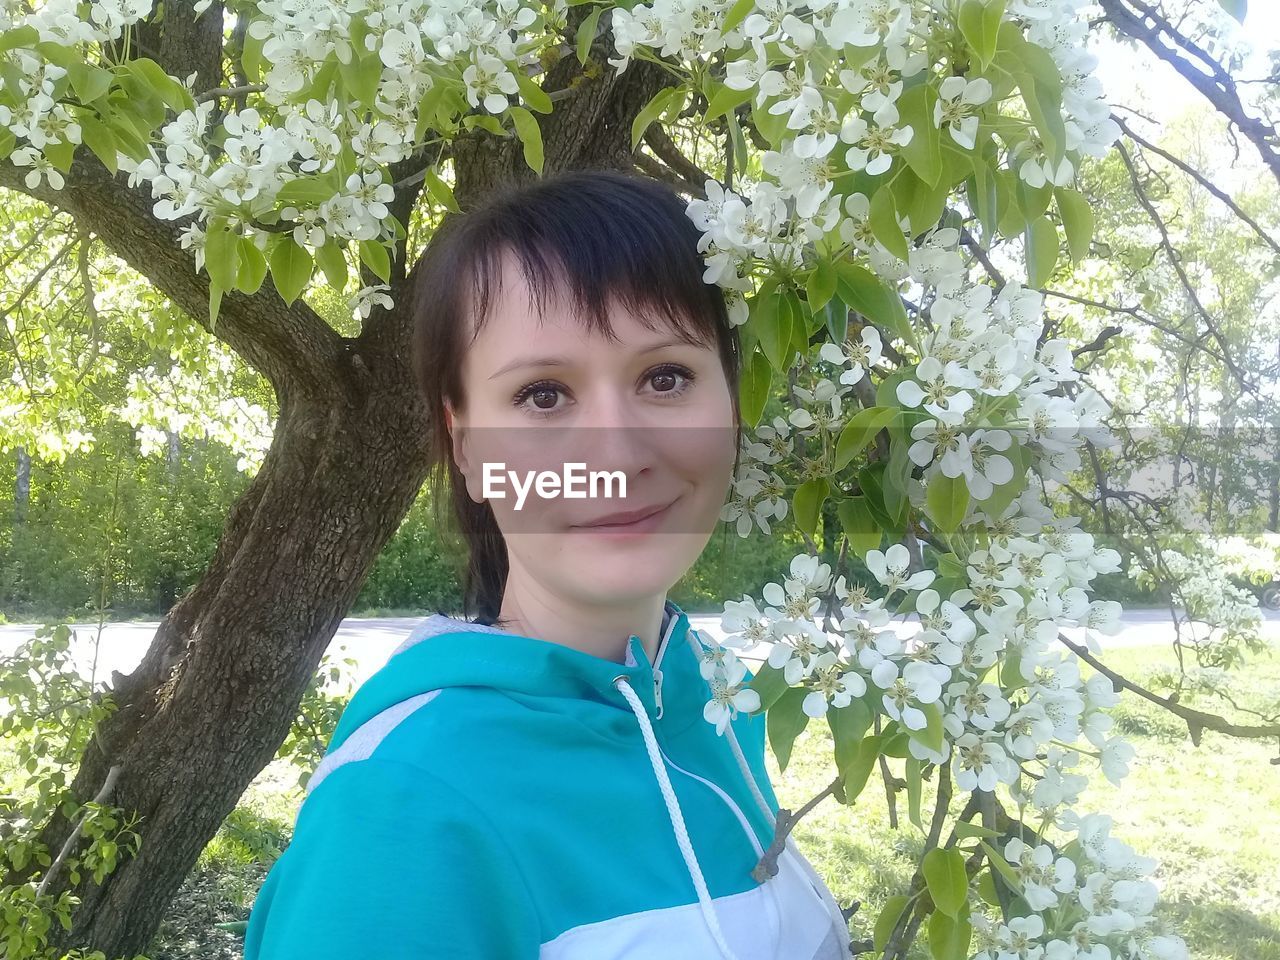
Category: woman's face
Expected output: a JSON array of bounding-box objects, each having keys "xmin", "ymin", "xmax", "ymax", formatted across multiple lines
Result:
[{"xmin": 445, "ymin": 250, "xmax": 739, "ymax": 612}]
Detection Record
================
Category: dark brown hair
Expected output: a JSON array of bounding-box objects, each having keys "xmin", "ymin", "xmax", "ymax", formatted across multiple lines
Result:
[{"xmin": 411, "ymin": 169, "xmax": 744, "ymax": 624}]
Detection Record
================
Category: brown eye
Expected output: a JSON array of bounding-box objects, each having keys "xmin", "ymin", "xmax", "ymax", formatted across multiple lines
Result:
[
  {"xmin": 643, "ymin": 363, "xmax": 695, "ymax": 398},
  {"xmin": 512, "ymin": 379, "xmax": 570, "ymax": 418}
]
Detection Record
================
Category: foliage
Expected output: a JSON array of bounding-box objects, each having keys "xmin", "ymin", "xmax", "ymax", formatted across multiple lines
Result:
[{"xmin": 0, "ymin": 623, "xmax": 147, "ymax": 960}]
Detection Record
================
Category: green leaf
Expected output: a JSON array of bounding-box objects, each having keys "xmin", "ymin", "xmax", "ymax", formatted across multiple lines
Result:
[
  {"xmin": 884, "ymin": 428, "xmax": 915, "ymax": 525},
  {"xmin": 124, "ymin": 58, "xmax": 194, "ymax": 113},
  {"xmin": 754, "ymin": 286, "xmax": 791, "ymax": 370},
  {"xmin": 834, "ymin": 406, "xmax": 898, "ymax": 470},
  {"xmin": 1054, "ymin": 187, "xmax": 1094, "ymax": 263},
  {"xmin": 208, "ymin": 280, "xmax": 224, "ymax": 332},
  {"xmin": 958, "ymin": 0, "xmax": 1006, "ymax": 71},
  {"xmin": 954, "ymin": 821, "xmax": 1003, "ymax": 840},
  {"xmin": 236, "ymin": 237, "xmax": 268, "ymax": 295},
  {"xmin": 315, "ymin": 240, "xmax": 349, "ymax": 290},
  {"xmin": 203, "ymin": 219, "xmax": 241, "ymax": 291},
  {"xmin": 359, "ymin": 239, "xmax": 392, "ymax": 283},
  {"xmin": 576, "ymin": 6, "xmax": 604, "ymax": 64},
  {"xmin": 822, "ymin": 297, "xmax": 849, "ymax": 344},
  {"xmin": 422, "ymin": 165, "xmax": 461, "ymax": 213},
  {"xmin": 806, "ymin": 258, "xmax": 838, "ymax": 313},
  {"xmin": 967, "ymin": 163, "xmax": 998, "ymax": 241},
  {"xmin": 269, "ymin": 237, "xmax": 314, "ymax": 306},
  {"xmin": 240, "ymin": 23, "xmax": 266, "ymax": 83},
  {"xmin": 515, "ymin": 70, "xmax": 553, "ymax": 114},
  {"xmin": 868, "ymin": 187, "xmax": 909, "ymax": 261},
  {"xmin": 828, "ymin": 702, "xmax": 875, "ymax": 785},
  {"xmin": 1003, "ymin": 25, "xmax": 1066, "ymax": 164},
  {"xmin": 927, "ymin": 905, "xmax": 973, "ymax": 960},
  {"xmin": 78, "ymin": 114, "xmax": 118, "ymax": 174},
  {"xmin": 999, "ymin": 647, "xmax": 1025, "ymax": 694},
  {"xmin": 979, "ymin": 840, "xmax": 1024, "ymax": 894},
  {"xmin": 858, "ymin": 461, "xmax": 903, "ymax": 537},
  {"xmin": 339, "ymin": 49, "xmax": 383, "ymax": 107},
  {"xmin": 911, "ymin": 700, "xmax": 945, "ymax": 754},
  {"xmin": 68, "ymin": 61, "xmax": 113, "ymax": 104},
  {"xmin": 424, "ymin": 165, "xmax": 460, "ymax": 211},
  {"xmin": 277, "ymin": 176, "xmax": 338, "ymax": 207},
  {"xmin": 976, "ymin": 870, "xmax": 1001, "ymax": 906},
  {"xmin": 897, "ymin": 83, "xmax": 942, "ymax": 187},
  {"xmin": 1024, "ymin": 214, "xmax": 1058, "ymax": 288},
  {"xmin": 35, "ymin": 40, "xmax": 78, "ymax": 69},
  {"xmin": 721, "ymin": 0, "xmax": 757, "ymax": 35},
  {"xmin": 463, "ymin": 112, "xmax": 507, "ymax": 136},
  {"xmin": 834, "ymin": 260, "xmax": 910, "ymax": 342},
  {"xmin": 508, "ymin": 105, "xmax": 544, "ymax": 175},
  {"xmin": 927, "ymin": 473, "xmax": 970, "ymax": 534},
  {"xmin": 923, "ymin": 848, "xmax": 969, "ymax": 919},
  {"xmin": 44, "ymin": 137, "xmax": 75, "ymax": 172},
  {"xmin": 874, "ymin": 895, "xmax": 911, "ymax": 952},
  {"xmin": 631, "ymin": 86, "xmax": 681, "ymax": 151},
  {"xmin": 838, "ymin": 497, "xmax": 883, "ymax": 557},
  {"xmin": 793, "ymin": 477, "xmax": 829, "ymax": 538},
  {"xmin": 739, "ymin": 347, "xmax": 772, "ymax": 428},
  {"xmin": 750, "ymin": 87, "xmax": 790, "ymax": 147},
  {"xmin": 766, "ymin": 687, "xmax": 811, "ymax": 773},
  {"xmin": 837, "ymin": 731, "xmax": 881, "ymax": 801},
  {"xmin": 746, "ymin": 660, "xmax": 791, "ymax": 712},
  {"xmin": 704, "ymin": 78, "xmax": 754, "ymax": 122},
  {"xmin": 0, "ymin": 25, "xmax": 39, "ymax": 54}
]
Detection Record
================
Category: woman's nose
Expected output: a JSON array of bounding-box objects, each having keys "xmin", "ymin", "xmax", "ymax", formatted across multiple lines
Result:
[{"xmin": 571, "ymin": 389, "xmax": 656, "ymax": 480}]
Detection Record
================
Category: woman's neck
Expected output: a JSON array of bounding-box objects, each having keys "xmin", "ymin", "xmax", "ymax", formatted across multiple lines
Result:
[{"xmin": 495, "ymin": 577, "xmax": 668, "ymax": 665}]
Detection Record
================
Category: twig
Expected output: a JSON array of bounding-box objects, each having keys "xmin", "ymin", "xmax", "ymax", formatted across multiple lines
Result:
[
  {"xmin": 750, "ymin": 775, "xmax": 842, "ymax": 882},
  {"xmin": 35, "ymin": 764, "xmax": 123, "ymax": 898}
]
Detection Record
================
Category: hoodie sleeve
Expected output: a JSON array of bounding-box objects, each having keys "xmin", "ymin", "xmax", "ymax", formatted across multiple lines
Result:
[{"xmin": 244, "ymin": 757, "xmax": 540, "ymax": 959}]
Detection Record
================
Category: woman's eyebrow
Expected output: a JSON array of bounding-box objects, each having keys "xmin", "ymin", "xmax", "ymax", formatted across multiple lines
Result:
[
  {"xmin": 488, "ymin": 339, "xmax": 694, "ymax": 380},
  {"xmin": 488, "ymin": 356, "xmax": 568, "ymax": 380}
]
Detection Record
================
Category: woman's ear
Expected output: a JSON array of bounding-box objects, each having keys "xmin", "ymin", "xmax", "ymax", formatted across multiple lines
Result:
[{"xmin": 444, "ymin": 399, "xmax": 483, "ymax": 503}]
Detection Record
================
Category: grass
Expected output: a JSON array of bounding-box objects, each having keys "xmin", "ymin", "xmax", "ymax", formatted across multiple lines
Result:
[{"xmin": 768, "ymin": 643, "xmax": 1280, "ymax": 959}]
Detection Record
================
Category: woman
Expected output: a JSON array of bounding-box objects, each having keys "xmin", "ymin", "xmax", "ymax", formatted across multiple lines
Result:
[{"xmin": 244, "ymin": 170, "xmax": 851, "ymax": 959}]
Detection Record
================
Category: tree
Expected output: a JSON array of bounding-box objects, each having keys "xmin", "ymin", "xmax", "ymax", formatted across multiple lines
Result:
[{"xmin": 0, "ymin": 0, "xmax": 1275, "ymax": 956}]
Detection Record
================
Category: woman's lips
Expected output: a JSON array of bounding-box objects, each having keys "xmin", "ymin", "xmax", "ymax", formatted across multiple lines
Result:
[{"xmin": 569, "ymin": 497, "xmax": 679, "ymax": 535}]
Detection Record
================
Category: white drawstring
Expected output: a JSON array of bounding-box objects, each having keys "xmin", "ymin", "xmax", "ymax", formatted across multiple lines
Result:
[
  {"xmin": 701, "ymin": 633, "xmax": 853, "ymax": 950},
  {"xmin": 614, "ymin": 675, "xmax": 742, "ymax": 960}
]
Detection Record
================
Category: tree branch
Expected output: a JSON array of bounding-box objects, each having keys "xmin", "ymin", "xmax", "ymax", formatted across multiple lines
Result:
[
  {"xmin": 1057, "ymin": 633, "xmax": 1280, "ymax": 744},
  {"xmin": 1114, "ymin": 114, "xmax": 1280, "ymax": 258},
  {"xmin": 1097, "ymin": 0, "xmax": 1280, "ymax": 186}
]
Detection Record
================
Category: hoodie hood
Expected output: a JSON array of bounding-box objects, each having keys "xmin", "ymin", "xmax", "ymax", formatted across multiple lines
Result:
[{"xmin": 324, "ymin": 599, "xmax": 695, "ymax": 758}]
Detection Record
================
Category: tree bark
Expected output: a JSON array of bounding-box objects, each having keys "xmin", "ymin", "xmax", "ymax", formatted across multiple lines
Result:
[{"xmin": 0, "ymin": 10, "xmax": 680, "ymax": 954}]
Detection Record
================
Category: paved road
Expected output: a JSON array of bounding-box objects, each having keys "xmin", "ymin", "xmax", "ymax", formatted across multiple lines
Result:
[{"xmin": 2, "ymin": 607, "xmax": 1277, "ymax": 697}]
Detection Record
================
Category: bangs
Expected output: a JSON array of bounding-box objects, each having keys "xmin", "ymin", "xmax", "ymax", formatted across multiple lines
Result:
[{"xmin": 458, "ymin": 175, "xmax": 725, "ymax": 349}]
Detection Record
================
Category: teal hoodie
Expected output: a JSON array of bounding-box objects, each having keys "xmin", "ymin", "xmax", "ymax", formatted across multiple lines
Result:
[{"xmin": 244, "ymin": 599, "xmax": 851, "ymax": 959}]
